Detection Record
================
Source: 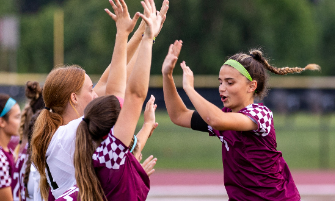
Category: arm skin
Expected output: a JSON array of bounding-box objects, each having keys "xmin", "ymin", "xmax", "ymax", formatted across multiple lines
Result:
[
  {"xmin": 180, "ymin": 62, "xmax": 257, "ymax": 131},
  {"xmin": 104, "ymin": 0, "xmax": 140, "ymax": 98},
  {"xmin": 114, "ymin": 0, "xmax": 162, "ymax": 147},
  {"xmin": 162, "ymin": 40, "xmax": 194, "ymax": 128},
  {"xmin": 0, "ymin": 187, "xmax": 13, "ymax": 201},
  {"xmin": 136, "ymin": 95, "xmax": 158, "ymax": 153},
  {"xmin": 126, "ymin": 0, "xmax": 169, "ymax": 82}
]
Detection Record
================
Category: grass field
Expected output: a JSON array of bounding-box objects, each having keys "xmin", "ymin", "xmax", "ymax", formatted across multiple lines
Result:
[{"xmin": 136, "ymin": 111, "xmax": 335, "ymax": 170}]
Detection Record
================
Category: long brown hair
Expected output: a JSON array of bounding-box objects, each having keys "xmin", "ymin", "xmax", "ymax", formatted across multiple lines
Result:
[
  {"xmin": 14, "ymin": 81, "xmax": 44, "ymax": 160},
  {"xmin": 74, "ymin": 95, "xmax": 121, "ymax": 201},
  {"xmin": 31, "ymin": 66, "xmax": 85, "ymax": 200},
  {"xmin": 228, "ymin": 49, "xmax": 320, "ymax": 99}
]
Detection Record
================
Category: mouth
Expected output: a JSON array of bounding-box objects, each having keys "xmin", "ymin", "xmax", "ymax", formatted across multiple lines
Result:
[{"xmin": 221, "ymin": 95, "xmax": 227, "ymax": 102}]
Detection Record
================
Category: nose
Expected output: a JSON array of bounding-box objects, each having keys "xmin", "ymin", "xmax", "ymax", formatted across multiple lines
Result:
[
  {"xmin": 93, "ymin": 91, "xmax": 98, "ymax": 99},
  {"xmin": 219, "ymin": 84, "xmax": 226, "ymax": 93}
]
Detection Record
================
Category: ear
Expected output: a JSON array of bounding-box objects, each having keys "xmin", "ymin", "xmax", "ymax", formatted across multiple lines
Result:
[
  {"xmin": 248, "ymin": 80, "xmax": 257, "ymax": 94},
  {"xmin": 0, "ymin": 117, "xmax": 7, "ymax": 128},
  {"xmin": 70, "ymin": 92, "xmax": 77, "ymax": 105}
]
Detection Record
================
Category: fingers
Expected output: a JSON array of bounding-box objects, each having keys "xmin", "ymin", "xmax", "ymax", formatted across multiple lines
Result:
[
  {"xmin": 160, "ymin": 0, "xmax": 169, "ymax": 16},
  {"xmin": 150, "ymin": 0, "xmax": 157, "ymax": 14},
  {"xmin": 114, "ymin": 0, "xmax": 123, "ymax": 13},
  {"xmin": 142, "ymin": 156, "xmax": 157, "ymax": 177},
  {"xmin": 132, "ymin": 12, "xmax": 140, "ymax": 26},
  {"xmin": 119, "ymin": 0, "xmax": 128, "ymax": 16},
  {"xmin": 173, "ymin": 40, "xmax": 183, "ymax": 57},
  {"xmin": 108, "ymin": 0, "xmax": 118, "ymax": 15},
  {"xmin": 180, "ymin": 61, "xmax": 189, "ymax": 70},
  {"xmin": 141, "ymin": 0, "xmax": 151, "ymax": 17},
  {"xmin": 104, "ymin": 8, "xmax": 117, "ymax": 21},
  {"xmin": 142, "ymin": 155, "xmax": 154, "ymax": 167}
]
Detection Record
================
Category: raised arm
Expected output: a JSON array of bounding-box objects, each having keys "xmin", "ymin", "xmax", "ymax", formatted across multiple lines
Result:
[
  {"xmin": 114, "ymin": 0, "xmax": 162, "ymax": 147},
  {"xmin": 136, "ymin": 95, "xmax": 158, "ymax": 153},
  {"xmin": 126, "ymin": 0, "xmax": 169, "ymax": 81},
  {"xmin": 104, "ymin": 0, "xmax": 140, "ymax": 98},
  {"xmin": 162, "ymin": 40, "xmax": 194, "ymax": 128},
  {"xmin": 180, "ymin": 62, "xmax": 257, "ymax": 131}
]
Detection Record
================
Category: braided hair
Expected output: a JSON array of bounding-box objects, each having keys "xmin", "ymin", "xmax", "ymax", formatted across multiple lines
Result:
[{"xmin": 228, "ymin": 49, "xmax": 320, "ymax": 100}]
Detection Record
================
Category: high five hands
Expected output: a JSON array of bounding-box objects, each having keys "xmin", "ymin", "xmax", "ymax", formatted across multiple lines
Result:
[
  {"xmin": 162, "ymin": 40, "xmax": 183, "ymax": 75},
  {"xmin": 105, "ymin": 0, "xmax": 140, "ymax": 35},
  {"xmin": 162, "ymin": 40, "xmax": 194, "ymax": 90},
  {"xmin": 139, "ymin": 0, "xmax": 163, "ymax": 41}
]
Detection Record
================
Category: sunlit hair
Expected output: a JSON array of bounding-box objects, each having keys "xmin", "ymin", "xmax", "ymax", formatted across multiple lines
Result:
[
  {"xmin": 31, "ymin": 65, "xmax": 85, "ymax": 200},
  {"xmin": 74, "ymin": 95, "xmax": 121, "ymax": 201},
  {"xmin": 228, "ymin": 49, "xmax": 320, "ymax": 100}
]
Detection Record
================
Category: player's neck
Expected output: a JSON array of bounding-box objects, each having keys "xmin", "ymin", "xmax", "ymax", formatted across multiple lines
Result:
[{"xmin": 0, "ymin": 131, "xmax": 11, "ymax": 152}]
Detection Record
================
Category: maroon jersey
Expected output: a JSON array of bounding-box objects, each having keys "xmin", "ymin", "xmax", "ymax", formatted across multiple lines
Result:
[
  {"xmin": 8, "ymin": 136, "xmax": 20, "ymax": 151},
  {"xmin": 0, "ymin": 146, "xmax": 15, "ymax": 194},
  {"xmin": 12, "ymin": 144, "xmax": 28, "ymax": 201},
  {"xmin": 208, "ymin": 103, "xmax": 300, "ymax": 200},
  {"xmin": 93, "ymin": 128, "xmax": 150, "ymax": 201}
]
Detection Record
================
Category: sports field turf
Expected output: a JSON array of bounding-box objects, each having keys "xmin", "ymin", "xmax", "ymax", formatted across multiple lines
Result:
[{"xmin": 137, "ymin": 111, "xmax": 335, "ymax": 170}]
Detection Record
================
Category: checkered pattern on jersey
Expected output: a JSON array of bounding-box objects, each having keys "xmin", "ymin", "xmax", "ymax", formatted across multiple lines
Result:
[
  {"xmin": 240, "ymin": 104, "xmax": 273, "ymax": 137},
  {"xmin": 0, "ymin": 149, "xmax": 11, "ymax": 188},
  {"xmin": 92, "ymin": 128, "xmax": 128, "ymax": 169}
]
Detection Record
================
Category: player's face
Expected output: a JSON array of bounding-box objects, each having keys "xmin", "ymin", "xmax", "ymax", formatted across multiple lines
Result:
[
  {"xmin": 0, "ymin": 104, "xmax": 21, "ymax": 136},
  {"xmin": 218, "ymin": 65, "xmax": 252, "ymax": 112},
  {"xmin": 75, "ymin": 74, "xmax": 98, "ymax": 116}
]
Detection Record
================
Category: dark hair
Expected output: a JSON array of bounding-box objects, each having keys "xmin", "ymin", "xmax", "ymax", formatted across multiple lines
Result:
[
  {"xmin": 15, "ymin": 81, "xmax": 44, "ymax": 159},
  {"xmin": 0, "ymin": 93, "xmax": 11, "ymax": 121},
  {"xmin": 23, "ymin": 110, "xmax": 42, "ymax": 197},
  {"xmin": 228, "ymin": 49, "xmax": 320, "ymax": 100},
  {"xmin": 74, "ymin": 95, "xmax": 121, "ymax": 201}
]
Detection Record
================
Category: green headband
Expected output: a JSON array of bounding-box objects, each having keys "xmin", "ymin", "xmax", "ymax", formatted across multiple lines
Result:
[{"xmin": 223, "ymin": 59, "xmax": 252, "ymax": 81}]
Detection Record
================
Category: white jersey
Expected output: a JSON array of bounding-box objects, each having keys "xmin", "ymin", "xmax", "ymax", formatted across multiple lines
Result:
[
  {"xmin": 26, "ymin": 164, "xmax": 43, "ymax": 201},
  {"xmin": 45, "ymin": 116, "xmax": 82, "ymax": 199}
]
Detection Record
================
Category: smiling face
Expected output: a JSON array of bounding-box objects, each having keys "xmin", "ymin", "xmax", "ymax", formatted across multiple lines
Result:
[
  {"xmin": 0, "ymin": 104, "xmax": 21, "ymax": 137},
  {"xmin": 218, "ymin": 65, "xmax": 256, "ymax": 112}
]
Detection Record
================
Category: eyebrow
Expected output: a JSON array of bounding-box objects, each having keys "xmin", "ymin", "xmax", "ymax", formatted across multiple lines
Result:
[{"xmin": 218, "ymin": 78, "xmax": 234, "ymax": 81}]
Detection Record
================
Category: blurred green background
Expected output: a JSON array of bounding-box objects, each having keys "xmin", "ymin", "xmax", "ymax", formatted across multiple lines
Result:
[
  {"xmin": 137, "ymin": 111, "xmax": 335, "ymax": 170},
  {"xmin": 1, "ymin": 0, "xmax": 335, "ymax": 170},
  {"xmin": 1, "ymin": 0, "xmax": 335, "ymax": 75}
]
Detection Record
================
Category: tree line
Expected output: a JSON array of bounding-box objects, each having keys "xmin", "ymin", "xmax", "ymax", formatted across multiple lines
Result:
[{"xmin": 1, "ymin": 0, "xmax": 335, "ymax": 76}]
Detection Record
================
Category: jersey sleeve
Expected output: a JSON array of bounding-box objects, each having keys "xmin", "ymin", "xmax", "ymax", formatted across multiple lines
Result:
[
  {"xmin": 0, "ymin": 150, "xmax": 12, "ymax": 189},
  {"xmin": 240, "ymin": 104, "xmax": 273, "ymax": 137},
  {"xmin": 191, "ymin": 111, "xmax": 209, "ymax": 132},
  {"xmin": 92, "ymin": 127, "xmax": 128, "ymax": 170}
]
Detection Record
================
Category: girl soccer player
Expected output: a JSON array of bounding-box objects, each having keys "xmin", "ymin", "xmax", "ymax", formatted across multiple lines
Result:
[
  {"xmin": 12, "ymin": 81, "xmax": 44, "ymax": 201},
  {"xmin": 55, "ymin": 1, "xmax": 161, "ymax": 200},
  {"xmin": 0, "ymin": 94, "xmax": 21, "ymax": 201},
  {"xmin": 31, "ymin": 0, "xmax": 166, "ymax": 199},
  {"xmin": 162, "ymin": 40, "xmax": 320, "ymax": 200}
]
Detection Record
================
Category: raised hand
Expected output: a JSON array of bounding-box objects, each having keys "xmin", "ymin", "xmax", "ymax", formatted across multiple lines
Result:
[
  {"xmin": 144, "ymin": 95, "xmax": 158, "ymax": 138},
  {"xmin": 139, "ymin": 0, "xmax": 163, "ymax": 40},
  {"xmin": 141, "ymin": 155, "xmax": 157, "ymax": 177},
  {"xmin": 137, "ymin": 0, "xmax": 169, "ymax": 37},
  {"xmin": 105, "ymin": 0, "xmax": 140, "ymax": 35},
  {"xmin": 154, "ymin": 0, "xmax": 169, "ymax": 37},
  {"xmin": 162, "ymin": 40, "xmax": 183, "ymax": 75},
  {"xmin": 181, "ymin": 61, "xmax": 194, "ymax": 91}
]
